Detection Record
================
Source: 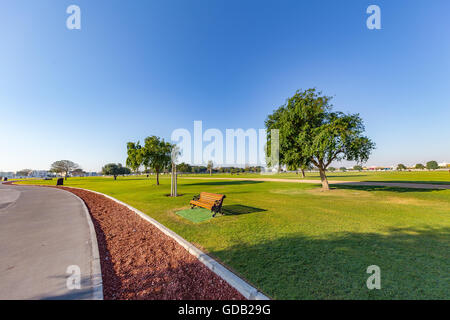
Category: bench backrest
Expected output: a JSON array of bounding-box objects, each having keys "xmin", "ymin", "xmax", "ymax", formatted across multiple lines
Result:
[{"xmin": 199, "ymin": 192, "xmax": 225, "ymax": 204}]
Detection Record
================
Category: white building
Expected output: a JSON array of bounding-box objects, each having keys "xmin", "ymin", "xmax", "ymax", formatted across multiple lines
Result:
[
  {"xmin": 85, "ymin": 172, "xmax": 100, "ymax": 176},
  {"xmin": 28, "ymin": 170, "xmax": 50, "ymax": 178},
  {"xmin": 0, "ymin": 172, "xmax": 15, "ymax": 178}
]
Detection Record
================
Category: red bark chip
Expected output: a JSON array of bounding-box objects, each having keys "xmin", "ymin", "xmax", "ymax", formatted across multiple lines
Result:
[{"xmin": 58, "ymin": 187, "xmax": 245, "ymax": 300}]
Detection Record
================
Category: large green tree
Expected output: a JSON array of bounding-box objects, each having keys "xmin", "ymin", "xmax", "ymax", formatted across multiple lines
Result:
[
  {"xmin": 50, "ymin": 160, "xmax": 80, "ymax": 180},
  {"xmin": 426, "ymin": 161, "xmax": 439, "ymax": 170},
  {"xmin": 142, "ymin": 136, "xmax": 173, "ymax": 185},
  {"xmin": 126, "ymin": 142, "xmax": 143, "ymax": 174},
  {"xmin": 266, "ymin": 89, "xmax": 375, "ymax": 190}
]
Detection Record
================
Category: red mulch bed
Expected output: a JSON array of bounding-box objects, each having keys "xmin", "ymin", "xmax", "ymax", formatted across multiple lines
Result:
[{"xmin": 58, "ymin": 186, "xmax": 245, "ymax": 300}]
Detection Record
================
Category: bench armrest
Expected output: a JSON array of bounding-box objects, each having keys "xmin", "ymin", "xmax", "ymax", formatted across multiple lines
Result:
[{"xmin": 192, "ymin": 194, "xmax": 200, "ymax": 201}]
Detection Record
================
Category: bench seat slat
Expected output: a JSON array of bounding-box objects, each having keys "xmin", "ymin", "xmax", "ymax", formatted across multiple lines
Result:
[{"xmin": 190, "ymin": 200, "xmax": 214, "ymax": 209}]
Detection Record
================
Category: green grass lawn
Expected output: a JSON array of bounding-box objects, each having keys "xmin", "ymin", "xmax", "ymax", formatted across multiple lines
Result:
[
  {"xmin": 183, "ymin": 170, "xmax": 450, "ymax": 184},
  {"xmin": 17, "ymin": 175, "xmax": 450, "ymax": 299}
]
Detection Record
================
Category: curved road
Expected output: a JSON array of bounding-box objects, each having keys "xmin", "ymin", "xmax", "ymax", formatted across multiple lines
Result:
[{"xmin": 0, "ymin": 183, "xmax": 102, "ymax": 300}]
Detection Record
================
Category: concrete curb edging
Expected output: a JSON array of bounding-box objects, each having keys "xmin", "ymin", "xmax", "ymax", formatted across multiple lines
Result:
[
  {"xmin": 57, "ymin": 188, "xmax": 104, "ymax": 300},
  {"xmin": 67, "ymin": 186, "xmax": 270, "ymax": 300}
]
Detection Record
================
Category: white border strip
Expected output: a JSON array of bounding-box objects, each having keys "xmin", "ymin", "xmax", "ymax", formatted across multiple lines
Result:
[{"xmin": 67, "ymin": 186, "xmax": 270, "ymax": 300}]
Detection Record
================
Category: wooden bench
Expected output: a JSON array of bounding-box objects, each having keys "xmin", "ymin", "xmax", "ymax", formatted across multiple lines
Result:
[{"xmin": 190, "ymin": 192, "xmax": 226, "ymax": 217}]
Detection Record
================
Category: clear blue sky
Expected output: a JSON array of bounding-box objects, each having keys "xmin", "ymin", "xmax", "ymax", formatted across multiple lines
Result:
[{"xmin": 1, "ymin": 0, "xmax": 449, "ymax": 171}]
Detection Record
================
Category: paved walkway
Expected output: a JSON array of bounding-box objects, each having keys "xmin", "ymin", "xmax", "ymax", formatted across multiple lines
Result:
[
  {"xmin": 0, "ymin": 183, "xmax": 102, "ymax": 300},
  {"xmin": 183, "ymin": 177, "xmax": 450, "ymax": 189}
]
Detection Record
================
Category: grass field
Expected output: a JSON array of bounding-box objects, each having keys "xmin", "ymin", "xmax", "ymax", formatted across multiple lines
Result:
[
  {"xmin": 16, "ymin": 173, "xmax": 450, "ymax": 299},
  {"xmin": 184, "ymin": 170, "xmax": 450, "ymax": 184}
]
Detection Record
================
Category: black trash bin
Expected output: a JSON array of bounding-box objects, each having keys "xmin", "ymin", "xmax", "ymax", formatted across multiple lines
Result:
[{"xmin": 56, "ymin": 178, "xmax": 64, "ymax": 186}]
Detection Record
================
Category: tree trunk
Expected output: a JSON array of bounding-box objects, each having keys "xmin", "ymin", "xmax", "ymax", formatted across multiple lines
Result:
[
  {"xmin": 171, "ymin": 163, "xmax": 175, "ymax": 196},
  {"xmin": 209, "ymin": 169, "xmax": 212, "ymax": 176},
  {"xmin": 114, "ymin": 175, "xmax": 117, "ymax": 180},
  {"xmin": 301, "ymin": 169, "xmax": 305, "ymax": 178},
  {"xmin": 156, "ymin": 172, "xmax": 160, "ymax": 185},
  {"xmin": 318, "ymin": 167, "xmax": 330, "ymax": 191}
]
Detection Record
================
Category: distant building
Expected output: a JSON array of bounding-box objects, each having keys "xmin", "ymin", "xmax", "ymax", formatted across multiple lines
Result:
[
  {"xmin": 367, "ymin": 166, "xmax": 394, "ymax": 171},
  {"xmin": 0, "ymin": 172, "xmax": 15, "ymax": 178},
  {"xmin": 28, "ymin": 170, "xmax": 50, "ymax": 178},
  {"xmin": 86, "ymin": 172, "xmax": 100, "ymax": 176}
]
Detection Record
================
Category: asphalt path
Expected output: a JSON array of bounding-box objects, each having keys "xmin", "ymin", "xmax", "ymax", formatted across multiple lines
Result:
[{"xmin": 0, "ymin": 183, "xmax": 102, "ymax": 300}]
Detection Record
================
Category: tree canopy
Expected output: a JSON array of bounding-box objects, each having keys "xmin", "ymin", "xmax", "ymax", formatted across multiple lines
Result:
[
  {"xmin": 16, "ymin": 169, "xmax": 32, "ymax": 177},
  {"xmin": 397, "ymin": 164, "xmax": 407, "ymax": 171},
  {"xmin": 125, "ymin": 136, "xmax": 174, "ymax": 185},
  {"xmin": 426, "ymin": 161, "xmax": 439, "ymax": 170},
  {"xmin": 415, "ymin": 163, "xmax": 425, "ymax": 170},
  {"xmin": 126, "ymin": 142, "xmax": 143, "ymax": 174},
  {"xmin": 72, "ymin": 168, "xmax": 86, "ymax": 176},
  {"xmin": 177, "ymin": 162, "xmax": 192, "ymax": 173},
  {"xmin": 102, "ymin": 163, "xmax": 130, "ymax": 180},
  {"xmin": 50, "ymin": 160, "xmax": 80, "ymax": 180},
  {"xmin": 142, "ymin": 136, "xmax": 173, "ymax": 185},
  {"xmin": 266, "ymin": 89, "xmax": 375, "ymax": 190}
]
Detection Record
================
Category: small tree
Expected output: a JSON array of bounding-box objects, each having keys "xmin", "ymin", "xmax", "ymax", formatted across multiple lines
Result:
[
  {"xmin": 340, "ymin": 167, "xmax": 347, "ymax": 172},
  {"xmin": 177, "ymin": 162, "xmax": 191, "ymax": 173},
  {"xmin": 397, "ymin": 164, "xmax": 407, "ymax": 171},
  {"xmin": 16, "ymin": 169, "xmax": 32, "ymax": 177},
  {"xmin": 415, "ymin": 163, "xmax": 425, "ymax": 170},
  {"xmin": 328, "ymin": 167, "xmax": 336, "ymax": 172},
  {"xmin": 102, "ymin": 163, "xmax": 129, "ymax": 180},
  {"xmin": 50, "ymin": 160, "xmax": 80, "ymax": 180},
  {"xmin": 426, "ymin": 161, "xmax": 439, "ymax": 170},
  {"xmin": 291, "ymin": 163, "xmax": 312, "ymax": 178},
  {"xmin": 353, "ymin": 165, "xmax": 363, "ymax": 171},
  {"xmin": 72, "ymin": 169, "xmax": 86, "ymax": 177},
  {"xmin": 207, "ymin": 160, "xmax": 214, "ymax": 176},
  {"xmin": 142, "ymin": 136, "xmax": 173, "ymax": 185}
]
